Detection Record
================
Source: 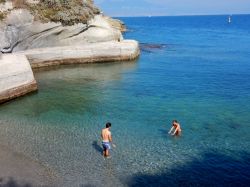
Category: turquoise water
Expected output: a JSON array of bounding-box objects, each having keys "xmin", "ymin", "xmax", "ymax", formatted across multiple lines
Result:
[{"xmin": 0, "ymin": 15, "xmax": 250, "ymax": 186}]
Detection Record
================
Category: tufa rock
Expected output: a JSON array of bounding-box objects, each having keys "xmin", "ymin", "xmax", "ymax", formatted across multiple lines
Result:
[
  {"xmin": 0, "ymin": 53, "xmax": 37, "ymax": 104},
  {"xmin": 0, "ymin": 9, "xmax": 124, "ymax": 53}
]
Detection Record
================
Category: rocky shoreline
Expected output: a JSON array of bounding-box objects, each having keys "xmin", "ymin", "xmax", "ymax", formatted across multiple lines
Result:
[
  {"xmin": 0, "ymin": 1, "xmax": 140, "ymax": 104},
  {"xmin": 0, "ymin": 0, "xmax": 140, "ymax": 185},
  {"xmin": 24, "ymin": 40, "xmax": 140, "ymax": 68},
  {"xmin": 0, "ymin": 53, "xmax": 37, "ymax": 104},
  {"xmin": 0, "ymin": 39, "xmax": 139, "ymax": 104}
]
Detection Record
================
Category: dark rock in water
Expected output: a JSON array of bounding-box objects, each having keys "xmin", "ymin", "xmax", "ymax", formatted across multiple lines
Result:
[
  {"xmin": 140, "ymin": 43, "xmax": 168, "ymax": 53},
  {"xmin": 140, "ymin": 43, "xmax": 168, "ymax": 49}
]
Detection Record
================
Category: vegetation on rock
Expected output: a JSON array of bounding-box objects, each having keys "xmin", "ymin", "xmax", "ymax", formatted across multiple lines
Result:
[
  {"xmin": 28, "ymin": 0, "xmax": 100, "ymax": 25},
  {"xmin": 1, "ymin": 0, "xmax": 100, "ymax": 25},
  {"xmin": 0, "ymin": 0, "xmax": 7, "ymax": 20},
  {"xmin": 0, "ymin": 11, "xmax": 6, "ymax": 20}
]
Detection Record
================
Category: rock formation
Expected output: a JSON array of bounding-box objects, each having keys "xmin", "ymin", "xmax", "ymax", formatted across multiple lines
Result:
[
  {"xmin": 23, "ymin": 40, "xmax": 139, "ymax": 68},
  {"xmin": 0, "ymin": 0, "xmax": 139, "ymax": 103},
  {"xmin": 0, "ymin": 0, "xmax": 125, "ymax": 53},
  {"xmin": 0, "ymin": 53, "xmax": 37, "ymax": 104}
]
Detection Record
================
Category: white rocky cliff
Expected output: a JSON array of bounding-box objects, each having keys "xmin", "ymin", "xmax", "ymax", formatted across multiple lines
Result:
[
  {"xmin": 0, "ymin": 54, "xmax": 37, "ymax": 104},
  {"xmin": 0, "ymin": 9, "xmax": 124, "ymax": 53},
  {"xmin": 0, "ymin": 0, "xmax": 139, "ymax": 103}
]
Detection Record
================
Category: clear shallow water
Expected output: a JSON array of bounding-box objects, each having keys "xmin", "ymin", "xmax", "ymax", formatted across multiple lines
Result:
[{"xmin": 0, "ymin": 15, "xmax": 250, "ymax": 186}]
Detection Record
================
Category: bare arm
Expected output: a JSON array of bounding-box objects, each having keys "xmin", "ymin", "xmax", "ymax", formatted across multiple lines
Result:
[
  {"xmin": 108, "ymin": 133, "xmax": 112, "ymax": 142},
  {"xmin": 171, "ymin": 128, "xmax": 178, "ymax": 136},
  {"xmin": 168, "ymin": 126, "xmax": 174, "ymax": 134},
  {"xmin": 109, "ymin": 133, "xmax": 116, "ymax": 148}
]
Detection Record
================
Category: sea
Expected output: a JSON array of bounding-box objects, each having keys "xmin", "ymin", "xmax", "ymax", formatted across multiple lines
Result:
[{"xmin": 0, "ymin": 15, "xmax": 250, "ymax": 186}]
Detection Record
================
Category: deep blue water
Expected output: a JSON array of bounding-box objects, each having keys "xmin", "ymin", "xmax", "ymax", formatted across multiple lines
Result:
[{"xmin": 0, "ymin": 15, "xmax": 250, "ymax": 186}]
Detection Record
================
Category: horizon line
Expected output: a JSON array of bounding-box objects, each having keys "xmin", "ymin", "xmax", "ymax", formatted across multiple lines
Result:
[{"xmin": 108, "ymin": 13, "xmax": 250, "ymax": 18}]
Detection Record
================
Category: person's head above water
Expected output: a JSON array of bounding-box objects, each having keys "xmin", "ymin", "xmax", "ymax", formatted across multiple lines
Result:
[
  {"xmin": 172, "ymin": 120, "xmax": 178, "ymax": 124},
  {"xmin": 106, "ymin": 122, "xmax": 112, "ymax": 128}
]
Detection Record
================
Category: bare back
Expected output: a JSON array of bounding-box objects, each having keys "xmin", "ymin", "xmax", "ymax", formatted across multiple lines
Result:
[{"xmin": 101, "ymin": 128, "xmax": 112, "ymax": 142}]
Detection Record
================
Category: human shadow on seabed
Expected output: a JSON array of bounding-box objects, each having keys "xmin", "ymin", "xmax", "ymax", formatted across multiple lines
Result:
[
  {"xmin": 92, "ymin": 140, "xmax": 103, "ymax": 155},
  {"xmin": 0, "ymin": 177, "xmax": 31, "ymax": 187},
  {"xmin": 126, "ymin": 150, "xmax": 250, "ymax": 187}
]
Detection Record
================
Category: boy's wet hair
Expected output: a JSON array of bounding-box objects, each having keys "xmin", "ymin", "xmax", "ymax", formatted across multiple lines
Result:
[
  {"xmin": 172, "ymin": 120, "xmax": 178, "ymax": 123},
  {"xmin": 106, "ymin": 122, "xmax": 112, "ymax": 128}
]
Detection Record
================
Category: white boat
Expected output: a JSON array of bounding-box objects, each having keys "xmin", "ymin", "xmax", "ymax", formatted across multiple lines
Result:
[{"xmin": 228, "ymin": 15, "xmax": 232, "ymax": 23}]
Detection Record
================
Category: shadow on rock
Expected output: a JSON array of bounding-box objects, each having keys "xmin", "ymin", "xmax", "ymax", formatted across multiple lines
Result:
[{"xmin": 126, "ymin": 150, "xmax": 250, "ymax": 187}]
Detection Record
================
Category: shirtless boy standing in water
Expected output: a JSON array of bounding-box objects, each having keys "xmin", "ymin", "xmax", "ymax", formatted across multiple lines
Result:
[
  {"xmin": 168, "ymin": 120, "xmax": 182, "ymax": 136},
  {"xmin": 101, "ymin": 122, "xmax": 115, "ymax": 157}
]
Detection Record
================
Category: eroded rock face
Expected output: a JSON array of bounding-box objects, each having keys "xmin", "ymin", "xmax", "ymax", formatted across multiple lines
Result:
[
  {"xmin": 0, "ymin": 40, "xmax": 139, "ymax": 103},
  {"xmin": 0, "ymin": 9, "xmax": 123, "ymax": 53},
  {"xmin": 0, "ymin": 53, "xmax": 37, "ymax": 104},
  {"xmin": 0, "ymin": 1, "xmax": 13, "ymax": 12},
  {"xmin": 22, "ymin": 40, "xmax": 140, "ymax": 68},
  {"xmin": 0, "ymin": 1, "xmax": 137, "ymax": 104}
]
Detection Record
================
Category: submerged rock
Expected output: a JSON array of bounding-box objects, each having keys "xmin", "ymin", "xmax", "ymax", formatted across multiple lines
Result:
[{"xmin": 140, "ymin": 43, "xmax": 168, "ymax": 53}]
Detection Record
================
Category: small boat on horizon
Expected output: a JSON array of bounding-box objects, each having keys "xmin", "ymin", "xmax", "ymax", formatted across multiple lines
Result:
[{"xmin": 228, "ymin": 15, "xmax": 232, "ymax": 23}]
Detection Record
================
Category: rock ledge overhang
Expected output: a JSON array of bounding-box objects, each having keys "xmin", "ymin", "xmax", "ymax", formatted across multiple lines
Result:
[{"xmin": 0, "ymin": 40, "xmax": 139, "ymax": 104}]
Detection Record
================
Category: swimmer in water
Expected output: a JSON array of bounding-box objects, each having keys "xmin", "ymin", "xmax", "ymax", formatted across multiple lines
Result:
[
  {"xmin": 168, "ymin": 120, "xmax": 182, "ymax": 136},
  {"xmin": 101, "ymin": 122, "xmax": 116, "ymax": 157}
]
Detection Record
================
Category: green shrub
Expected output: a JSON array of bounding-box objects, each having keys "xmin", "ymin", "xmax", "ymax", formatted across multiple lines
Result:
[
  {"xmin": 0, "ymin": 11, "xmax": 6, "ymax": 21},
  {"xmin": 0, "ymin": 0, "xmax": 6, "ymax": 4},
  {"xmin": 27, "ymin": 0, "xmax": 100, "ymax": 25}
]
